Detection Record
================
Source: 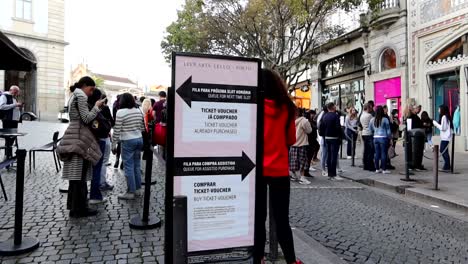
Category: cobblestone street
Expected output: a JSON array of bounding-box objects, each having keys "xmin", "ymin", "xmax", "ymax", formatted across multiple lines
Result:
[
  {"xmin": 0, "ymin": 121, "xmax": 166, "ymax": 264},
  {"xmin": 289, "ymin": 177, "xmax": 468, "ymax": 264}
]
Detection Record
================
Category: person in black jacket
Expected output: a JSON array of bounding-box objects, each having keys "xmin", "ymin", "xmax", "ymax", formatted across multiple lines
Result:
[
  {"xmin": 112, "ymin": 94, "xmax": 123, "ymax": 169},
  {"xmin": 319, "ymin": 102, "xmax": 343, "ymax": 181}
]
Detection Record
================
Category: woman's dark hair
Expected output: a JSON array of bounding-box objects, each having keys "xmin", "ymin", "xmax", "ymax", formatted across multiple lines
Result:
[
  {"xmin": 119, "ymin": 93, "xmax": 136, "ymax": 109},
  {"xmin": 421, "ymin": 111, "xmax": 430, "ymax": 121},
  {"xmin": 391, "ymin": 109, "xmax": 398, "ymax": 117},
  {"xmin": 439, "ymin": 105, "xmax": 453, "ymax": 128},
  {"xmin": 261, "ymin": 69, "xmax": 296, "ymax": 124},
  {"xmin": 70, "ymin": 76, "xmax": 95, "ymax": 92},
  {"xmin": 374, "ymin": 105, "xmax": 384, "ymax": 127},
  {"xmin": 150, "ymin": 98, "xmax": 156, "ymax": 106},
  {"xmin": 88, "ymin": 88, "xmax": 102, "ymax": 106}
]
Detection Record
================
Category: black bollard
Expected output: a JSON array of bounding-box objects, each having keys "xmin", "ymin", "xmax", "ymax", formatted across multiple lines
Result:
[
  {"xmin": 0, "ymin": 149, "xmax": 39, "ymax": 256},
  {"xmin": 450, "ymin": 133, "xmax": 455, "ymax": 174},
  {"xmin": 173, "ymin": 196, "xmax": 188, "ymax": 264},
  {"xmin": 129, "ymin": 126, "xmax": 161, "ymax": 230},
  {"xmin": 433, "ymin": 145, "xmax": 439, "ymax": 190},
  {"xmin": 351, "ymin": 134, "xmax": 355, "ymax": 167}
]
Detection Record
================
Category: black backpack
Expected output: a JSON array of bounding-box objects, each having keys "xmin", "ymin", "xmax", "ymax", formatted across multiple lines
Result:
[
  {"xmin": 160, "ymin": 101, "xmax": 167, "ymax": 124},
  {"xmin": 89, "ymin": 112, "xmax": 112, "ymax": 138}
]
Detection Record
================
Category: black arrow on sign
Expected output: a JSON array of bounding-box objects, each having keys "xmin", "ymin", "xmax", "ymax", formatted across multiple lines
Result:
[
  {"xmin": 174, "ymin": 152, "xmax": 255, "ymax": 181},
  {"xmin": 176, "ymin": 76, "xmax": 257, "ymax": 107}
]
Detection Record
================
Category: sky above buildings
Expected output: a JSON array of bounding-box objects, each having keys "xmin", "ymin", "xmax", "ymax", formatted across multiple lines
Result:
[{"xmin": 65, "ymin": 0, "xmax": 185, "ymax": 87}]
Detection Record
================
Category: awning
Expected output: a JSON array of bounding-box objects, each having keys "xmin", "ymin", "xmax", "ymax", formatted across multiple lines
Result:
[{"xmin": 0, "ymin": 30, "xmax": 36, "ymax": 71}]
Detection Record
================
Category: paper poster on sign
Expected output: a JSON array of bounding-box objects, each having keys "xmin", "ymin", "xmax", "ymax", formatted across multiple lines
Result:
[{"xmin": 172, "ymin": 54, "xmax": 260, "ymax": 253}]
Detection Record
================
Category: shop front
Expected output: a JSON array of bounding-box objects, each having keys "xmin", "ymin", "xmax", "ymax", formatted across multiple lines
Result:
[
  {"xmin": 320, "ymin": 49, "xmax": 366, "ymax": 112},
  {"xmin": 374, "ymin": 77, "xmax": 402, "ymax": 118}
]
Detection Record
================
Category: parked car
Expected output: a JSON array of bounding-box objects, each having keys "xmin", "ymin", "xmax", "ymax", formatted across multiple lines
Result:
[
  {"xmin": 58, "ymin": 106, "xmax": 69, "ymax": 123},
  {"xmin": 19, "ymin": 111, "xmax": 37, "ymax": 122}
]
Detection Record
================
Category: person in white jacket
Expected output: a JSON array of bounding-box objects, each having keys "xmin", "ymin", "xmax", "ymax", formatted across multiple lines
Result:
[
  {"xmin": 433, "ymin": 105, "xmax": 452, "ymax": 172},
  {"xmin": 289, "ymin": 109, "xmax": 312, "ymax": 184}
]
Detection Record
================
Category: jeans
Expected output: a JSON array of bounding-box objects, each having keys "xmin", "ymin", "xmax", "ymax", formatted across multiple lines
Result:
[
  {"xmin": 100, "ymin": 137, "xmax": 111, "ymax": 185},
  {"xmin": 374, "ymin": 137, "xmax": 389, "ymax": 171},
  {"xmin": 320, "ymin": 139, "xmax": 327, "ymax": 171},
  {"xmin": 426, "ymin": 133, "xmax": 433, "ymax": 146},
  {"xmin": 254, "ymin": 176, "xmax": 296, "ymax": 263},
  {"xmin": 346, "ymin": 128, "xmax": 357, "ymax": 157},
  {"xmin": 325, "ymin": 139, "xmax": 340, "ymax": 177},
  {"xmin": 440, "ymin": 140, "xmax": 451, "ymax": 170},
  {"xmin": 122, "ymin": 137, "xmax": 143, "ymax": 193},
  {"xmin": 90, "ymin": 139, "xmax": 106, "ymax": 200},
  {"xmin": 362, "ymin": 135, "xmax": 375, "ymax": 171}
]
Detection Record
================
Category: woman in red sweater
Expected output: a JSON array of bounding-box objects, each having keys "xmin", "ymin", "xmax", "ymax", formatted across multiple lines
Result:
[{"xmin": 254, "ymin": 69, "xmax": 301, "ymax": 264}]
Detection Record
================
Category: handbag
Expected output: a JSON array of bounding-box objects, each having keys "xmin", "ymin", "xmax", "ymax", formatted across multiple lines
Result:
[
  {"xmin": 153, "ymin": 123, "xmax": 167, "ymax": 146},
  {"xmin": 89, "ymin": 112, "xmax": 112, "ymax": 138},
  {"xmin": 388, "ymin": 144, "xmax": 396, "ymax": 159}
]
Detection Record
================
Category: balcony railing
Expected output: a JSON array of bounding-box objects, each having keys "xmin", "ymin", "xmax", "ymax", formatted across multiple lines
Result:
[{"xmin": 381, "ymin": 0, "xmax": 399, "ymax": 10}]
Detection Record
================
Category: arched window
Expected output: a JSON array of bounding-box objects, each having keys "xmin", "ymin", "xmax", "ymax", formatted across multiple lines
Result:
[
  {"xmin": 379, "ymin": 48, "xmax": 397, "ymax": 71},
  {"xmin": 430, "ymin": 38, "xmax": 463, "ymax": 62}
]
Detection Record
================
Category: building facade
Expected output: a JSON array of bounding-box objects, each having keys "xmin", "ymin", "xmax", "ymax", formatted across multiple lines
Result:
[
  {"xmin": 309, "ymin": 0, "xmax": 408, "ymax": 119},
  {"xmin": 408, "ymin": 0, "xmax": 468, "ymax": 151},
  {"xmin": 0, "ymin": 0, "xmax": 67, "ymax": 120}
]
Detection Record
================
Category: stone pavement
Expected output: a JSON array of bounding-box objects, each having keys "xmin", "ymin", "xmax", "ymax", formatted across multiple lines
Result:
[
  {"xmin": 313, "ymin": 140, "xmax": 468, "ymax": 214},
  {"xmin": 0, "ymin": 121, "xmax": 166, "ymax": 263},
  {"xmin": 288, "ymin": 176, "xmax": 468, "ymax": 264}
]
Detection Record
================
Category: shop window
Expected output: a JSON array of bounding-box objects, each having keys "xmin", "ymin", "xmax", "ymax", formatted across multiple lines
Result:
[
  {"xmin": 430, "ymin": 38, "xmax": 463, "ymax": 62},
  {"xmin": 321, "ymin": 79, "xmax": 365, "ymax": 112},
  {"xmin": 379, "ymin": 48, "xmax": 397, "ymax": 71},
  {"xmin": 15, "ymin": 0, "xmax": 32, "ymax": 21},
  {"xmin": 321, "ymin": 49, "xmax": 365, "ymax": 78},
  {"xmin": 432, "ymin": 72, "xmax": 461, "ymax": 135}
]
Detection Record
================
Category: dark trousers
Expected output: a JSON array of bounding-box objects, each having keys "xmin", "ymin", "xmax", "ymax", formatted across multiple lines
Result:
[
  {"xmin": 90, "ymin": 139, "xmax": 106, "ymax": 200},
  {"xmin": 325, "ymin": 139, "xmax": 340, "ymax": 177},
  {"xmin": 346, "ymin": 129, "xmax": 357, "ymax": 157},
  {"xmin": 310, "ymin": 139, "xmax": 320, "ymax": 160},
  {"xmin": 254, "ymin": 176, "xmax": 296, "ymax": 263},
  {"xmin": 67, "ymin": 162, "xmax": 89, "ymax": 214},
  {"xmin": 362, "ymin": 135, "xmax": 375, "ymax": 171},
  {"xmin": 2, "ymin": 120, "xmax": 18, "ymax": 158},
  {"xmin": 440, "ymin": 140, "xmax": 450, "ymax": 170}
]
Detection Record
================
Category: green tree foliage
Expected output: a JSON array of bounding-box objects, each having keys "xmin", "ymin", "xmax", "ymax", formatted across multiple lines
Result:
[
  {"xmin": 162, "ymin": 0, "xmax": 383, "ymax": 86},
  {"xmin": 92, "ymin": 75, "xmax": 105, "ymax": 88}
]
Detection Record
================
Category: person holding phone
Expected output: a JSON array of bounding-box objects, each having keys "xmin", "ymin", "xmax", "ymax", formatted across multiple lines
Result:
[{"xmin": 0, "ymin": 85, "xmax": 23, "ymax": 158}]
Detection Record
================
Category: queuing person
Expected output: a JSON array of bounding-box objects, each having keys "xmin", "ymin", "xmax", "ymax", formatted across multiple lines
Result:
[
  {"xmin": 113, "ymin": 94, "xmax": 123, "ymax": 169},
  {"xmin": 345, "ymin": 107, "xmax": 359, "ymax": 159},
  {"xmin": 112, "ymin": 93, "xmax": 145, "ymax": 200},
  {"xmin": 368, "ymin": 100, "xmax": 376, "ymax": 117},
  {"xmin": 360, "ymin": 103, "xmax": 375, "ymax": 171},
  {"xmin": 307, "ymin": 110, "xmax": 320, "ymax": 165},
  {"xmin": 382, "ymin": 105, "xmax": 395, "ymax": 170},
  {"xmin": 141, "ymin": 98, "xmax": 154, "ymax": 131},
  {"xmin": 390, "ymin": 109, "xmax": 400, "ymax": 150},
  {"xmin": 58, "ymin": 76, "xmax": 104, "ymax": 217},
  {"xmin": 153, "ymin": 91, "xmax": 167, "ymax": 123},
  {"xmin": 421, "ymin": 111, "xmax": 434, "ymax": 147},
  {"xmin": 319, "ymin": 102, "xmax": 343, "ymax": 181},
  {"xmin": 255, "ymin": 69, "xmax": 302, "ymax": 264},
  {"xmin": 289, "ymin": 109, "xmax": 312, "ymax": 184},
  {"xmin": 407, "ymin": 105, "xmax": 423, "ymax": 129},
  {"xmin": 99, "ymin": 93, "xmax": 114, "ymax": 191},
  {"xmin": 369, "ymin": 106, "xmax": 392, "ymax": 174},
  {"xmin": 0, "ymin": 85, "xmax": 23, "ymax": 158},
  {"xmin": 433, "ymin": 105, "xmax": 452, "ymax": 172},
  {"xmin": 316, "ymin": 105, "xmax": 328, "ymax": 176}
]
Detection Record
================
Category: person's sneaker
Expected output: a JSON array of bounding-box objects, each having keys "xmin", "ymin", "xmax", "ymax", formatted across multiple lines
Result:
[
  {"xmin": 415, "ymin": 167, "xmax": 427, "ymax": 171},
  {"xmin": 309, "ymin": 166, "xmax": 317, "ymax": 172},
  {"xmin": 382, "ymin": 170, "xmax": 391, "ymax": 174},
  {"xmin": 135, "ymin": 189, "xmax": 144, "ymax": 196},
  {"xmin": 347, "ymin": 156, "xmax": 352, "ymax": 159},
  {"xmin": 334, "ymin": 176, "xmax": 344, "ymax": 181},
  {"xmin": 89, "ymin": 198, "xmax": 108, "ymax": 205},
  {"xmin": 439, "ymin": 168, "xmax": 451, "ymax": 173},
  {"xmin": 375, "ymin": 169, "xmax": 382, "ymax": 173},
  {"xmin": 337, "ymin": 168, "xmax": 344, "ymax": 174},
  {"xmin": 118, "ymin": 192, "xmax": 135, "ymax": 200},
  {"xmin": 70, "ymin": 208, "xmax": 98, "ymax": 218},
  {"xmin": 299, "ymin": 177, "xmax": 311, "ymax": 185},
  {"xmin": 114, "ymin": 160, "xmax": 120, "ymax": 168},
  {"xmin": 120, "ymin": 162, "xmax": 124, "ymax": 170},
  {"xmin": 321, "ymin": 171, "xmax": 328, "ymax": 177},
  {"xmin": 387, "ymin": 165, "xmax": 396, "ymax": 170}
]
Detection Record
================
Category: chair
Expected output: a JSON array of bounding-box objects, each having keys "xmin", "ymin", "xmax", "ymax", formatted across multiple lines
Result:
[
  {"xmin": 29, "ymin": 131, "xmax": 61, "ymax": 173},
  {"xmin": 0, "ymin": 158, "xmax": 16, "ymax": 201}
]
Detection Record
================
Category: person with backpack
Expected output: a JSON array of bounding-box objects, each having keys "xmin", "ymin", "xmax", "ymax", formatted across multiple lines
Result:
[
  {"xmin": 254, "ymin": 69, "xmax": 303, "ymax": 264},
  {"xmin": 433, "ymin": 105, "xmax": 453, "ymax": 172},
  {"xmin": 112, "ymin": 93, "xmax": 145, "ymax": 200},
  {"xmin": 319, "ymin": 102, "xmax": 343, "ymax": 181}
]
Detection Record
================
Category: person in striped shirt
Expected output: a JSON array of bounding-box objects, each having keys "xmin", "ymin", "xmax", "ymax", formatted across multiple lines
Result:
[{"xmin": 112, "ymin": 93, "xmax": 145, "ymax": 200}]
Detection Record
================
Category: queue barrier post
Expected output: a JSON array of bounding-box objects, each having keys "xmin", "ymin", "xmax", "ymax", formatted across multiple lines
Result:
[
  {"xmin": 173, "ymin": 196, "xmax": 188, "ymax": 264},
  {"xmin": 433, "ymin": 145, "xmax": 439, "ymax": 190}
]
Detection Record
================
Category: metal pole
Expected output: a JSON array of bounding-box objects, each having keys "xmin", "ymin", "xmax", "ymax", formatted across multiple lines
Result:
[
  {"xmin": 433, "ymin": 145, "xmax": 439, "ymax": 190},
  {"xmin": 268, "ymin": 191, "xmax": 278, "ymax": 260},
  {"xmin": 14, "ymin": 151, "xmax": 25, "ymax": 245},
  {"xmin": 173, "ymin": 196, "xmax": 188, "ymax": 264},
  {"xmin": 450, "ymin": 133, "xmax": 455, "ymax": 173},
  {"xmin": 351, "ymin": 133, "xmax": 355, "ymax": 167},
  {"xmin": 142, "ymin": 147, "xmax": 152, "ymax": 222},
  {"xmin": 404, "ymin": 123, "xmax": 410, "ymax": 180}
]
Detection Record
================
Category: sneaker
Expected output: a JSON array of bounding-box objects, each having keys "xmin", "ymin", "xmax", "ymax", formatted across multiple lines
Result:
[
  {"xmin": 135, "ymin": 189, "xmax": 144, "ymax": 196},
  {"xmin": 309, "ymin": 167, "xmax": 317, "ymax": 172},
  {"xmin": 337, "ymin": 168, "xmax": 344, "ymax": 174},
  {"xmin": 321, "ymin": 171, "xmax": 328, "ymax": 177},
  {"xmin": 439, "ymin": 168, "xmax": 451, "ymax": 173},
  {"xmin": 415, "ymin": 167, "xmax": 427, "ymax": 171},
  {"xmin": 375, "ymin": 169, "xmax": 382, "ymax": 173},
  {"xmin": 120, "ymin": 162, "xmax": 124, "ymax": 170},
  {"xmin": 334, "ymin": 176, "xmax": 344, "ymax": 181},
  {"xmin": 347, "ymin": 156, "xmax": 352, "ymax": 159},
  {"xmin": 382, "ymin": 170, "xmax": 391, "ymax": 174},
  {"xmin": 299, "ymin": 177, "xmax": 311, "ymax": 185},
  {"xmin": 118, "ymin": 192, "xmax": 135, "ymax": 200},
  {"xmin": 387, "ymin": 165, "xmax": 396, "ymax": 170},
  {"xmin": 89, "ymin": 198, "xmax": 108, "ymax": 205},
  {"xmin": 114, "ymin": 160, "xmax": 120, "ymax": 168},
  {"xmin": 70, "ymin": 208, "xmax": 98, "ymax": 218}
]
